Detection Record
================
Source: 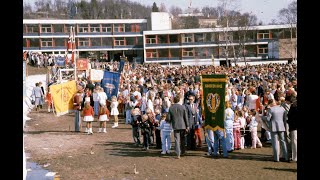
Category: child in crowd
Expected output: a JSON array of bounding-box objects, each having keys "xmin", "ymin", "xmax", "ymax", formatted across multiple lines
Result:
[
  {"xmin": 238, "ymin": 111, "xmax": 246, "ymax": 149},
  {"xmin": 131, "ymin": 108, "xmax": 142, "ymax": 145},
  {"xmin": 140, "ymin": 114, "xmax": 151, "ymax": 150},
  {"xmin": 233, "ymin": 110, "xmax": 241, "ymax": 150},
  {"xmin": 158, "ymin": 113, "xmax": 172, "ymax": 154},
  {"xmin": 45, "ymin": 87, "xmax": 53, "ymax": 113},
  {"xmin": 111, "ymin": 95, "xmax": 119, "ymax": 128},
  {"xmin": 247, "ymin": 109, "xmax": 262, "ymax": 149},
  {"xmin": 82, "ymin": 101, "xmax": 94, "ymax": 135},
  {"xmin": 98, "ymin": 105, "xmax": 110, "ymax": 133}
]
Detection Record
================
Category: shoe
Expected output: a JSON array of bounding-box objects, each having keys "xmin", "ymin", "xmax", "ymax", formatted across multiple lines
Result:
[
  {"xmin": 176, "ymin": 155, "xmax": 181, "ymax": 159},
  {"xmin": 206, "ymin": 152, "xmax": 212, "ymax": 156},
  {"xmin": 250, "ymin": 147, "xmax": 256, "ymax": 149},
  {"xmin": 227, "ymin": 150, "xmax": 234, "ymax": 153},
  {"xmin": 161, "ymin": 151, "xmax": 166, "ymax": 155},
  {"xmin": 166, "ymin": 150, "xmax": 170, "ymax": 154}
]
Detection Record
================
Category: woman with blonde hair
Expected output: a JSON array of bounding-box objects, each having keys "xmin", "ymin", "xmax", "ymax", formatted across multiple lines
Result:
[
  {"xmin": 82, "ymin": 101, "xmax": 94, "ymax": 135},
  {"xmin": 111, "ymin": 95, "xmax": 120, "ymax": 128}
]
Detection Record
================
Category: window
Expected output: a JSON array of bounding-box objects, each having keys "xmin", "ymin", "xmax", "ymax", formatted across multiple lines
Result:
[
  {"xmin": 158, "ymin": 49, "xmax": 169, "ymax": 58},
  {"xmin": 79, "ymin": 38, "xmax": 89, "ymax": 47},
  {"xmin": 41, "ymin": 38, "xmax": 53, "ymax": 47},
  {"xmin": 219, "ymin": 33, "xmax": 233, "ymax": 41},
  {"xmin": 195, "ymin": 47, "xmax": 207, "ymax": 57},
  {"xmin": 52, "ymin": 24, "xmax": 64, "ymax": 33},
  {"xmin": 258, "ymin": 45, "xmax": 268, "ymax": 54},
  {"xmin": 102, "ymin": 24, "xmax": 112, "ymax": 32},
  {"xmin": 182, "ymin": 48, "xmax": 194, "ymax": 57},
  {"xmin": 102, "ymin": 37, "xmax": 113, "ymax": 46},
  {"xmin": 169, "ymin": 35, "xmax": 178, "ymax": 43},
  {"xmin": 157, "ymin": 35, "xmax": 167, "ymax": 44},
  {"xmin": 54, "ymin": 38, "xmax": 65, "ymax": 47},
  {"xmin": 114, "ymin": 37, "xmax": 125, "ymax": 46},
  {"xmin": 205, "ymin": 33, "xmax": 215, "ymax": 42},
  {"xmin": 41, "ymin": 25, "xmax": 52, "ymax": 33},
  {"xmin": 29, "ymin": 38, "xmax": 40, "ymax": 47},
  {"xmin": 182, "ymin": 34, "xmax": 193, "ymax": 43},
  {"xmin": 146, "ymin": 35, "xmax": 157, "ymax": 44},
  {"xmin": 90, "ymin": 38, "xmax": 101, "ymax": 46},
  {"xmin": 26, "ymin": 25, "xmax": 39, "ymax": 33},
  {"xmin": 126, "ymin": 37, "xmax": 136, "ymax": 45},
  {"xmin": 89, "ymin": 24, "xmax": 100, "ymax": 33},
  {"xmin": 78, "ymin": 24, "xmax": 89, "ymax": 33},
  {"xmin": 114, "ymin": 24, "xmax": 124, "ymax": 32},
  {"xmin": 257, "ymin": 32, "xmax": 270, "ymax": 39},
  {"xmin": 146, "ymin": 49, "xmax": 157, "ymax": 58},
  {"xmin": 194, "ymin": 33, "xmax": 204, "ymax": 42}
]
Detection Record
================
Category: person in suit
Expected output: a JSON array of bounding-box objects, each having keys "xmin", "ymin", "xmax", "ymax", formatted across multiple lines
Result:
[
  {"xmin": 287, "ymin": 93, "xmax": 297, "ymax": 162},
  {"xmin": 265, "ymin": 99, "xmax": 289, "ymax": 162},
  {"xmin": 184, "ymin": 93, "xmax": 197, "ymax": 150},
  {"xmin": 167, "ymin": 95, "xmax": 189, "ymax": 159}
]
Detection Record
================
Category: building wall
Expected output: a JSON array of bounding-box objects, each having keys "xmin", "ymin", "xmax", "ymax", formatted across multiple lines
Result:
[{"xmin": 150, "ymin": 12, "xmax": 172, "ymax": 30}]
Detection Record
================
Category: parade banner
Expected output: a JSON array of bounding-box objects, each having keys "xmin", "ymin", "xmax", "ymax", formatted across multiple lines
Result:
[
  {"xmin": 50, "ymin": 80, "xmax": 77, "ymax": 116},
  {"xmin": 76, "ymin": 58, "xmax": 88, "ymax": 70},
  {"xmin": 101, "ymin": 71, "xmax": 120, "ymax": 100},
  {"xmin": 90, "ymin": 69, "xmax": 104, "ymax": 82},
  {"xmin": 201, "ymin": 74, "xmax": 227, "ymax": 131}
]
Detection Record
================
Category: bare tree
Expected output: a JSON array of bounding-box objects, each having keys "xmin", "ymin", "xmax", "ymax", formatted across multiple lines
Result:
[
  {"xmin": 236, "ymin": 12, "xmax": 257, "ymax": 65},
  {"xmin": 216, "ymin": 0, "xmax": 240, "ymax": 67},
  {"xmin": 169, "ymin": 6, "xmax": 182, "ymax": 17},
  {"xmin": 159, "ymin": 3, "xmax": 167, "ymax": 12},
  {"xmin": 278, "ymin": 0, "xmax": 297, "ymax": 62}
]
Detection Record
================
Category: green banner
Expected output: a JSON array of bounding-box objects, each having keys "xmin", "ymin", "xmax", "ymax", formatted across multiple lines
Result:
[{"xmin": 201, "ymin": 74, "xmax": 226, "ymax": 131}]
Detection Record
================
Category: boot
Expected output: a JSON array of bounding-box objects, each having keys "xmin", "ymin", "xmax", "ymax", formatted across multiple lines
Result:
[
  {"xmin": 48, "ymin": 108, "xmax": 51, "ymax": 112},
  {"xmin": 98, "ymin": 128, "xmax": 102, "ymax": 133},
  {"xmin": 103, "ymin": 128, "xmax": 107, "ymax": 133},
  {"xmin": 89, "ymin": 128, "xmax": 93, "ymax": 135},
  {"xmin": 85, "ymin": 128, "xmax": 88, "ymax": 133},
  {"xmin": 112, "ymin": 122, "xmax": 118, "ymax": 128}
]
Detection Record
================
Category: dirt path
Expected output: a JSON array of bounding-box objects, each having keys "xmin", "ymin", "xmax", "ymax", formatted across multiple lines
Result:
[{"xmin": 24, "ymin": 105, "xmax": 297, "ymax": 180}]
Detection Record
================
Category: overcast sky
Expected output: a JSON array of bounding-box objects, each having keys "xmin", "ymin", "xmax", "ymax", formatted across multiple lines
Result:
[{"xmin": 24, "ymin": 0, "xmax": 295, "ymax": 24}]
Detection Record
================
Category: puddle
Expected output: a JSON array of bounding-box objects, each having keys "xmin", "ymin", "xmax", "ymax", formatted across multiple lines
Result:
[{"xmin": 26, "ymin": 161, "xmax": 55, "ymax": 180}]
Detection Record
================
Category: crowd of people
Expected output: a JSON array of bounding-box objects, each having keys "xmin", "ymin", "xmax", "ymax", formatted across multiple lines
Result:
[{"xmin": 40, "ymin": 59, "xmax": 297, "ymax": 162}]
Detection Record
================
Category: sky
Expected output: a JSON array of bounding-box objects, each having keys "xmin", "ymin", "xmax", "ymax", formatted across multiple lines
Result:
[{"xmin": 24, "ymin": 0, "xmax": 295, "ymax": 24}]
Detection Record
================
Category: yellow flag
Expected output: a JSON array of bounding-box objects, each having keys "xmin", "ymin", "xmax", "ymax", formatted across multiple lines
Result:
[{"xmin": 50, "ymin": 80, "xmax": 77, "ymax": 116}]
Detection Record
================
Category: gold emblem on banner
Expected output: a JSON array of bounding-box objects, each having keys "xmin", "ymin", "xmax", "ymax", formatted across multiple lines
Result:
[{"xmin": 206, "ymin": 93, "xmax": 220, "ymax": 113}]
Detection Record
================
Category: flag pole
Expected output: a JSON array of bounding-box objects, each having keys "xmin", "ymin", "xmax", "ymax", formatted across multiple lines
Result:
[{"xmin": 73, "ymin": 26, "xmax": 77, "ymax": 82}]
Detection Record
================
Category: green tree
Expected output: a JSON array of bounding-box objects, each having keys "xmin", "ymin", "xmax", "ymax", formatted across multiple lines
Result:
[{"xmin": 152, "ymin": 2, "xmax": 159, "ymax": 12}]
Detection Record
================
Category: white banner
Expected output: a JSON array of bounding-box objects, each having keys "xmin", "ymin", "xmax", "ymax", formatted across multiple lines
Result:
[{"xmin": 90, "ymin": 69, "xmax": 104, "ymax": 82}]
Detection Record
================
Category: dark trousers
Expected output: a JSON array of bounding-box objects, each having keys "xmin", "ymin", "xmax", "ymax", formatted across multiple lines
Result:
[
  {"xmin": 187, "ymin": 128, "xmax": 196, "ymax": 150},
  {"xmin": 155, "ymin": 129, "xmax": 161, "ymax": 149},
  {"xmin": 143, "ymin": 132, "xmax": 150, "ymax": 148},
  {"xmin": 174, "ymin": 129, "xmax": 186, "ymax": 156},
  {"xmin": 74, "ymin": 110, "xmax": 81, "ymax": 132}
]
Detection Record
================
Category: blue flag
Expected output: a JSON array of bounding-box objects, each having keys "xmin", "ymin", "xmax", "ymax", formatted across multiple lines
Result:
[{"xmin": 101, "ymin": 71, "xmax": 120, "ymax": 100}]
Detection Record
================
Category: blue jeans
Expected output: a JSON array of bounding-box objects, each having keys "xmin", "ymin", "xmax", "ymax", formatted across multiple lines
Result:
[
  {"xmin": 161, "ymin": 132, "xmax": 171, "ymax": 152},
  {"xmin": 205, "ymin": 128, "xmax": 214, "ymax": 154},
  {"xmin": 94, "ymin": 101, "xmax": 99, "ymax": 116},
  {"xmin": 125, "ymin": 110, "xmax": 132, "ymax": 124},
  {"xmin": 225, "ymin": 128, "xmax": 234, "ymax": 151},
  {"xmin": 213, "ymin": 130, "xmax": 228, "ymax": 157}
]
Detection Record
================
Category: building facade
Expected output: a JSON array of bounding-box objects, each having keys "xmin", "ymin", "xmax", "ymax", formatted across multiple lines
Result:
[{"xmin": 23, "ymin": 14, "xmax": 296, "ymax": 65}]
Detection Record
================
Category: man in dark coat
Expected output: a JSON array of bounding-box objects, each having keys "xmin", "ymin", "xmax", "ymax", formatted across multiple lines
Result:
[{"xmin": 167, "ymin": 96, "xmax": 189, "ymax": 159}]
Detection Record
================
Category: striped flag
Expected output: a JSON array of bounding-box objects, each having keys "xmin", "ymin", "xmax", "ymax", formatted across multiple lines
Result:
[{"xmin": 67, "ymin": 26, "xmax": 76, "ymax": 65}]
